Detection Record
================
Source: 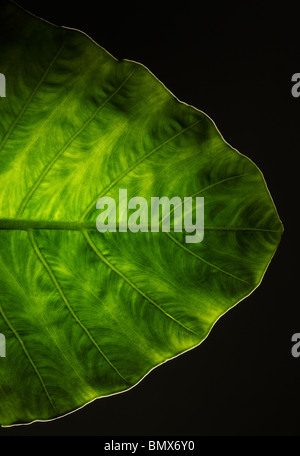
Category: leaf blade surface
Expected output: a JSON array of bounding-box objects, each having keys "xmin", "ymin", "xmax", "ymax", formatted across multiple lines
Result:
[{"xmin": 0, "ymin": 1, "xmax": 283, "ymax": 426}]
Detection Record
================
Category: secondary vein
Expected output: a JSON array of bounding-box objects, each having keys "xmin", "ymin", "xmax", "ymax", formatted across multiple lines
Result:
[
  {"xmin": 82, "ymin": 228, "xmax": 200, "ymax": 338},
  {"xmin": 0, "ymin": 36, "xmax": 68, "ymax": 154},
  {"xmin": 15, "ymin": 68, "xmax": 136, "ymax": 219},
  {"xmin": 27, "ymin": 229, "xmax": 129, "ymax": 384},
  {"xmin": 0, "ymin": 302, "xmax": 56, "ymax": 411},
  {"xmin": 160, "ymin": 171, "xmax": 256, "ymax": 227},
  {"xmin": 164, "ymin": 231, "xmax": 251, "ymax": 285},
  {"xmin": 80, "ymin": 119, "xmax": 202, "ymax": 221}
]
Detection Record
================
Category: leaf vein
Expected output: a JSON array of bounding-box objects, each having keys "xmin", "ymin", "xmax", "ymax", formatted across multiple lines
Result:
[
  {"xmin": 80, "ymin": 119, "xmax": 202, "ymax": 221},
  {"xmin": 0, "ymin": 36, "xmax": 69, "ymax": 154},
  {"xmin": 164, "ymin": 231, "xmax": 251, "ymax": 285},
  {"xmin": 82, "ymin": 228, "xmax": 200, "ymax": 338},
  {"xmin": 160, "ymin": 171, "xmax": 256, "ymax": 226},
  {"xmin": 0, "ymin": 219, "xmax": 282, "ymax": 233},
  {"xmin": 0, "ymin": 302, "xmax": 56, "ymax": 411},
  {"xmin": 28, "ymin": 229, "xmax": 129, "ymax": 384},
  {"xmin": 16, "ymin": 68, "xmax": 136, "ymax": 218}
]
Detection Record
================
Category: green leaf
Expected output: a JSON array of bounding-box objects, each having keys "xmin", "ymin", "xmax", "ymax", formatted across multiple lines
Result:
[{"xmin": 0, "ymin": 1, "xmax": 283, "ymax": 426}]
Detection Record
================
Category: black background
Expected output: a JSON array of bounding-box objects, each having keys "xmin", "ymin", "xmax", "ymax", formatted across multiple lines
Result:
[{"xmin": 0, "ymin": 0, "xmax": 299, "ymax": 437}]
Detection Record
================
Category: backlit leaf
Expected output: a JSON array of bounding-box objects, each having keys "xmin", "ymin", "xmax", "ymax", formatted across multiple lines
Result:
[{"xmin": 0, "ymin": 1, "xmax": 283, "ymax": 426}]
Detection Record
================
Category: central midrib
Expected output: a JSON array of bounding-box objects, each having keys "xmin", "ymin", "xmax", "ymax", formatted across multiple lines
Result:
[
  {"xmin": 0, "ymin": 219, "xmax": 282, "ymax": 232},
  {"xmin": 0, "ymin": 219, "xmax": 96, "ymax": 231}
]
